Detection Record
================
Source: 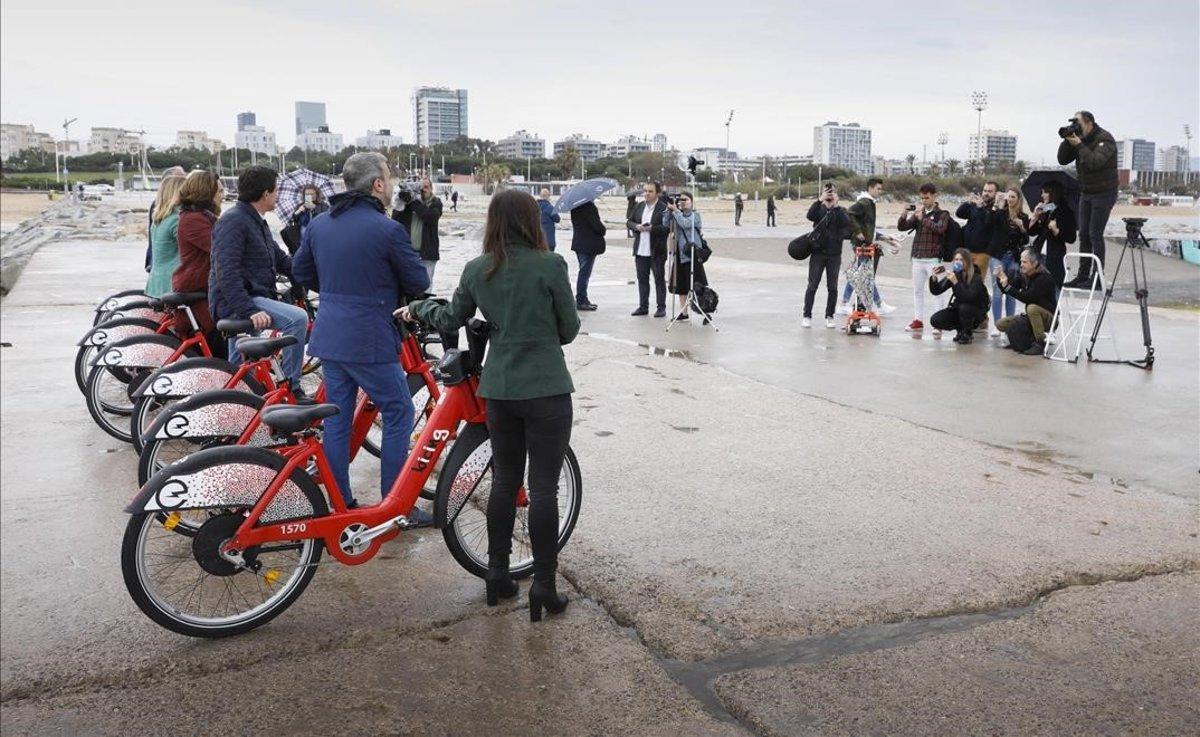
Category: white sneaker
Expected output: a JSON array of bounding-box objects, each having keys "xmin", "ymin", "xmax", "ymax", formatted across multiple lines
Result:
[
  {"xmin": 801, "ymin": 317, "xmax": 812, "ymax": 328},
  {"xmin": 836, "ymin": 301, "xmax": 850, "ymax": 314},
  {"xmin": 877, "ymin": 301, "xmax": 897, "ymax": 314},
  {"xmin": 1046, "ymin": 335, "xmax": 1057, "ymax": 345},
  {"xmin": 825, "ymin": 318, "xmax": 836, "ymax": 329},
  {"xmin": 932, "ymin": 329, "xmax": 943, "ymax": 338}
]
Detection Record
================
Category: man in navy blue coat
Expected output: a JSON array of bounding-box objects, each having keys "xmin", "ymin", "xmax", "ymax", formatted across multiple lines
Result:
[
  {"xmin": 293, "ymin": 152, "xmax": 430, "ymax": 512},
  {"xmin": 537, "ymin": 188, "xmax": 560, "ymax": 251}
]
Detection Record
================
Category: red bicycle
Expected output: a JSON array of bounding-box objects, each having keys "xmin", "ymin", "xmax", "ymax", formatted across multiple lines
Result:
[
  {"xmin": 136, "ymin": 323, "xmax": 439, "ymax": 487},
  {"xmin": 121, "ymin": 320, "xmax": 582, "ymax": 638},
  {"xmin": 76, "ymin": 297, "xmax": 169, "ymax": 396}
]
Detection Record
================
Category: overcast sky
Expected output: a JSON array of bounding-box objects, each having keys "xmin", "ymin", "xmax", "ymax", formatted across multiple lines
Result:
[{"xmin": 3, "ymin": 0, "xmax": 1197, "ymax": 164}]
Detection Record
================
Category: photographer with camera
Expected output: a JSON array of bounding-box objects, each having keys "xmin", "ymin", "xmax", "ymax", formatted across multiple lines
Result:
[
  {"xmin": 664, "ymin": 191, "xmax": 706, "ymax": 321},
  {"xmin": 928, "ymin": 248, "xmax": 990, "ymax": 344},
  {"xmin": 391, "ymin": 176, "xmax": 443, "ymax": 285},
  {"xmin": 995, "ymin": 248, "xmax": 1058, "ymax": 356},
  {"xmin": 1028, "ymin": 180, "xmax": 1077, "ymax": 289},
  {"xmin": 898, "ymin": 183, "xmax": 950, "ymax": 334},
  {"xmin": 954, "ymin": 181, "xmax": 1006, "ymax": 290},
  {"xmin": 1056, "ymin": 110, "xmax": 1117, "ymax": 288},
  {"xmin": 802, "ymin": 184, "xmax": 850, "ymax": 328},
  {"xmin": 988, "ymin": 188, "xmax": 1030, "ymax": 333}
]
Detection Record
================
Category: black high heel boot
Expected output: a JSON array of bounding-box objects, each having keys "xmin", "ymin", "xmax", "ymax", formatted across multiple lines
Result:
[
  {"xmin": 528, "ymin": 579, "xmax": 569, "ymax": 622},
  {"xmin": 484, "ymin": 558, "xmax": 518, "ymax": 607}
]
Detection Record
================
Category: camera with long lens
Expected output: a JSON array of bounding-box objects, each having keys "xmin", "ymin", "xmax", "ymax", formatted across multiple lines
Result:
[
  {"xmin": 1058, "ymin": 118, "xmax": 1083, "ymax": 139},
  {"xmin": 395, "ymin": 179, "xmax": 424, "ymax": 204}
]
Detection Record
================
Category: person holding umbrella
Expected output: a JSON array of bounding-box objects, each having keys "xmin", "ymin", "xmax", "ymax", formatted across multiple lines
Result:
[
  {"xmin": 280, "ymin": 184, "xmax": 330, "ymax": 255},
  {"xmin": 627, "ymin": 181, "xmax": 670, "ymax": 317}
]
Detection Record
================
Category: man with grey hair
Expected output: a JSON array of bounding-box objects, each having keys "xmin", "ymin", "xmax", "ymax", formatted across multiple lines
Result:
[
  {"xmin": 293, "ymin": 152, "xmax": 431, "ymax": 516},
  {"xmin": 537, "ymin": 187, "xmax": 560, "ymax": 251}
]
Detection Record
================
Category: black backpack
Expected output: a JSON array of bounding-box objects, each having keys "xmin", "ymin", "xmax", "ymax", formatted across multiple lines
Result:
[
  {"xmin": 694, "ymin": 284, "xmax": 719, "ymax": 314},
  {"xmin": 942, "ymin": 217, "xmax": 964, "ymax": 261},
  {"xmin": 1003, "ymin": 314, "xmax": 1036, "ymax": 352}
]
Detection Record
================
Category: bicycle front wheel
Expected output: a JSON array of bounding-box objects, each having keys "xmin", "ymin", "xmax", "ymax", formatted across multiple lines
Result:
[{"xmin": 435, "ymin": 423, "xmax": 582, "ymax": 579}]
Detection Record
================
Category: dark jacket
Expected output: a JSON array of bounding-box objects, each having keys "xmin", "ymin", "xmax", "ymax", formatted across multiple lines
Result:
[
  {"xmin": 954, "ymin": 201, "xmax": 1006, "ymax": 254},
  {"xmin": 897, "ymin": 205, "xmax": 950, "ymax": 260},
  {"xmin": 1028, "ymin": 204, "xmax": 1077, "ymax": 252},
  {"xmin": 410, "ymin": 243, "xmax": 580, "ymax": 400},
  {"xmin": 625, "ymin": 194, "xmax": 638, "ymax": 237},
  {"xmin": 537, "ymin": 198, "xmax": 561, "ymax": 250},
  {"xmin": 293, "ymin": 192, "xmax": 430, "ymax": 363},
  {"xmin": 1057, "ymin": 124, "xmax": 1118, "ymax": 195},
  {"xmin": 1000, "ymin": 268, "xmax": 1057, "ymax": 315},
  {"xmin": 626, "ymin": 199, "xmax": 670, "ymax": 257},
  {"xmin": 766, "ymin": 196, "xmax": 776, "ymax": 213},
  {"xmin": 847, "ymin": 196, "xmax": 877, "ymax": 246},
  {"xmin": 392, "ymin": 195, "xmax": 443, "ymax": 261},
  {"xmin": 145, "ymin": 203, "xmax": 156, "ymax": 271},
  {"xmin": 993, "ymin": 212, "xmax": 1030, "ymax": 261},
  {"xmin": 570, "ymin": 202, "xmax": 607, "ymax": 256},
  {"xmin": 929, "ymin": 269, "xmax": 989, "ymax": 310},
  {"xmin": 806, "ymin": 200, "xmax": 850, "ymax": 254},
  {"xmin": 209, "ymin": 201, "xmax": 293, "ymax": 321}
]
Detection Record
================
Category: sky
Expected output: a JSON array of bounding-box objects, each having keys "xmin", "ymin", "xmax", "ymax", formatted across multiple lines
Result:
[{"xmin": 2, "ymin": 0, "xmax": 1198, "ymax": 165}]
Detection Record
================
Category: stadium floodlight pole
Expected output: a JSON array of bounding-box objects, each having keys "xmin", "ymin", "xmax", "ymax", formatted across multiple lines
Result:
[
  {"xmin": 1185, "ymin": 124, "xmax": 1192, "ymax": 176},
  {"xmin": 937, "ymin": 132, "xmax": 949, "ymax": 162},
  {"xmin": 971, "ymin": 91, "xmax": 988, "ymax": 166},
  {"xmin": 61, "ymin": 117, "xmax": 78, "ymax": 195}
]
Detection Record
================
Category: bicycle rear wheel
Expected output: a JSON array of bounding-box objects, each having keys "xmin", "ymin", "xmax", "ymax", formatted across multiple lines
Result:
[{"xmin": 435, "ymin": 423, "xmax": 582, "ymax": 579}]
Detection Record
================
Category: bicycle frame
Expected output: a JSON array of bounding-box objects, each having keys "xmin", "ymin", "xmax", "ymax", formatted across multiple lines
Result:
[{"xmin": 223, "ymin": 375, "xmax": 484, "ymax": 566}]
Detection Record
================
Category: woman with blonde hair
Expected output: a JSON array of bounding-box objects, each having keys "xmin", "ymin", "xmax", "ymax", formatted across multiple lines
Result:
[
  {"xmin": 144, "ymin": 166, "xmax": 186, "ymax": 272},
  {"xmin": 988, "ymin": 187, "xmax": 1030, "ymax": 333},
  {"xmin": 144, "ymin": 170, "xmax": 187, "ymax": 296}
]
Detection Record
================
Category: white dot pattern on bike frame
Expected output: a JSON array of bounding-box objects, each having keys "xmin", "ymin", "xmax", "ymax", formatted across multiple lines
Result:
[
  {"xmin": 144, "ymin": 462, "xmax": 313, "ymax": 522},
  {"xmin": 109, "ymin": 307, "xmax": 160, "ymax": 322},
  {"xmin": 85, "ymin": 323, "xmax": 155, "ymax": 346},
  {"xmin": 446, "ymin": 441, "xmax": 493, "ymax": 522},
  {"xmin": 100, "ymin": 341, "xmax": 176, "ymax": 369},
  {"xmin": 146, "ymin": 367, "xmax": 241, "ymax": 397},
  {"xmin": 156, "ymin": 403, "xmax": 272, "ymax": 446}
]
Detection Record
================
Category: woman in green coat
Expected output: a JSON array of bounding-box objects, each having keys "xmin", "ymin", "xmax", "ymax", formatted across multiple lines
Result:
[
  {"xmin": 144, "ymin": 173, "xmax": 187, "ymax": 297},
  {"xmin": 400, "ymin": 189, "xmax": 581, "ymax": 622}
]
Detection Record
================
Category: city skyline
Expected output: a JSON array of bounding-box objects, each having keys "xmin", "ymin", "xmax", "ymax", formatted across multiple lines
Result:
[{"xmin": 1, "ymin": 0, "xmax": 1197, "ymax": 165}]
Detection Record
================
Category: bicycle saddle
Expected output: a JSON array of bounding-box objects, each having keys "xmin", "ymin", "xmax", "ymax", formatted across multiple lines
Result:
[
  {"xmin": 260, "ymin": 404, "xmax": 339, "ymax": 435},
  {"xmin": 236, "ymin": 335, "xmax": 298, "ymax": 362},
  {"xmin": 159, "ymin": 291, "xmax": 208, "ymax": 308},
  {"xmin": 216, "ymin": 318, "xmax": 255, "ymax": 335}
]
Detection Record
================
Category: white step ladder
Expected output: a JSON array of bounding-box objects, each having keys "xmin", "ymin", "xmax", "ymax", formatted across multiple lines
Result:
[{"xmin": 1045, "ymin": 254, "xmax": 1114, "ymax": 363}]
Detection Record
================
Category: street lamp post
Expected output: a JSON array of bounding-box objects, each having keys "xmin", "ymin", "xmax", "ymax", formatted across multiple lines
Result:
[
  {"xmin": 1185, "ymin": 124, "xmax": 1193, "ymax": 176},
  {"xmin": 61, "ymin": 117, "xmax": 78, "ymax": 195},
  {"xmin": 970, "ymin": 91, "xmax": 988, "ymax": 168},
  {"xmin": 937, "ymin": 132, "xmax": 949, "ymax": 162},
  {"xmin": 724, "ymin": 110, "xmax": 735, "ymax": 183}
]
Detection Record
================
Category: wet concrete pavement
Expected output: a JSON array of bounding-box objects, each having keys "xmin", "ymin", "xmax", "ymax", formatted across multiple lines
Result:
[{"xmin": 2, "ymin": 226, "xmax": 1197, "ymax": 735}]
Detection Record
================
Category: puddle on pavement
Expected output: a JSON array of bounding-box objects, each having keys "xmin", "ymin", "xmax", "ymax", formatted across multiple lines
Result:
[{"xmin": 581, "ymin": 331, "xmax": 698, "ymax": 362}]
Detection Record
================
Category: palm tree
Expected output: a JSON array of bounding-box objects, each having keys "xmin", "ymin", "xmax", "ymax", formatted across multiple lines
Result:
[
  {"xmin": 905, "ymin": 153, "xmax": 917, "ymax": 174},
  {"xmin": 945, "ymin": 159, "xmax": 961, "ymax": 176},
  {"xmin": 1013, "ymin": 159, "xmax": 1028, "ymax": 178}
]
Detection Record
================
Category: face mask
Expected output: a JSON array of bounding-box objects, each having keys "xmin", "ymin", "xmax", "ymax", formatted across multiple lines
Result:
[{"xmin": 953, "ymin": 262, "xmax": 964, "ymax": 273}]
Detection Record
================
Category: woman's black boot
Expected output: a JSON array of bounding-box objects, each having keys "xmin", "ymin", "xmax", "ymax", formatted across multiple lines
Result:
[
  {"xmin": 485, "ymin": 557, "xmax": 519, "ymax": 606},
  {"xmin": 528, "ymin": 578, "xmax": 569, "ymax": 622}
]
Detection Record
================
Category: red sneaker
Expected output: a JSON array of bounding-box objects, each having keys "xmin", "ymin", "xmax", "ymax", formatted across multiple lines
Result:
[{"xmin": 905, "ymin": 319, "xmax": 924, "ymax": 332}]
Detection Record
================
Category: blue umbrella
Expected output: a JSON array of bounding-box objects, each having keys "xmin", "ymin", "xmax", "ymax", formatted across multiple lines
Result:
[{"xmin": 554, "ymin": 178, "xmax": 619, "ymax": 214}]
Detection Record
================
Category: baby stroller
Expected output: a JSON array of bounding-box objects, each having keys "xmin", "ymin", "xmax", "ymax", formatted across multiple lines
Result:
[{"xmin": 843, "ymin": 232, "xmax": 903, "ymax": 336}]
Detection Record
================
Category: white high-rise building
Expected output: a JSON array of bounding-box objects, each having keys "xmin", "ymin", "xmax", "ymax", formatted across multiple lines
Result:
[
  {"xmin": 1, "ymin": 123, "xmax": 56, "ymax": 160},
  {"xmin": 295, "ymin": 126, "xmax": 344, "ymax": 155},
  {"xmin": 87, "ymin": 127, "xmax": 142, "ymax": 155},
  {"xmin": 412, "ymin": 87, "xmax": 469, "ymax": 146},
  {"xmin": 1116, "ymin": 139, "xmax": 1156, "ymax": 171},
  {"xmin": 175, "ymin": 130, "xmax": 225, "ymax": 153},
  {"xmin": 651, "ymin": 133, "xmax": 669, "ymax": 153},
  {"xmin": 606, "ymin": 135, "xmax": 652, "ymax": 158},
  {"xmin": 552, "ymin": 134, "xmax": 606, "ymax": 162},
  {"xmin": 1161, "ymin": 145, "xmax": 1189, "ymax": 173},
  {"xmin": 967, "ymin": 129, "xmax": 1018, "ymax": 166},
  {"xmin": 235, "ymin": 125, "xmax": 277, "ymax": 156},
  {"xmin": 496, "ymin": 130, "xmax": 546, "ymax": 159},
  {"xmin": 812, "ymin": 122, "xmax": 873, "ymax": 175},
  {"xmin": 355, "ymin": 129, "xmax": 404, "ymax": 149}
]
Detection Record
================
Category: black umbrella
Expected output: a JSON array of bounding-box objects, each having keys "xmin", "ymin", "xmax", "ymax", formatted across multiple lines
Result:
[
  {"xmin": 1021, "ymin": 169, "xmax": 1081, "ymax": 213},
  {"xmin": 554, "ymin": 178, "xmax": 619, "ymax": 214}
]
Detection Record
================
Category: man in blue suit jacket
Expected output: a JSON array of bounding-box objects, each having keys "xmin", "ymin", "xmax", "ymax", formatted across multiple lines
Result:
[{"xmin": 293, "ymin": 152, "xmax": 430, "ymax": 512}]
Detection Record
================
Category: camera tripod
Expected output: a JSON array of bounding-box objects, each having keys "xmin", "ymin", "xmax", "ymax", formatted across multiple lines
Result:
[
  {"xmin": 667, "ymin": 174, "xmax": 718, "ymax": 333},
  {"xmin": 1086, "ymin": 218, "xmax": 1154, "ymax": 370}
]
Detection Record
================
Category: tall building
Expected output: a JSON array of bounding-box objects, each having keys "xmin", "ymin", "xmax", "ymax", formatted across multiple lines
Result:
[
  {"xmin": 967, "ymin": 129, "xmax": 1018, "ymax": 166},
  {"xmin": 1117, "ymin": 139, "xmax": 1156, "ymax": 171},
  {"xmin": 175, "ymin": 130, "xmax": 225, "ymax": 153},
  {"xmin": 295, "ymin": 125, "xmax": 344, "ymax": 155},
  {"xmin": 236, "ymin": 111, "xmax": 257, "ymax": 131},
  {"xmin": 412, "ymin": 87, "xmax": 469, "ymax": 146},
  {"xmin": 812, "ymin": 122, "xmax": 873, "ymax": 175},
  {"xmin": 606, "ymin": 135, "xmax": 652, "ymax": 158},
  {"xmin": 496, "ymin": 130, "xmax": 546, "ymax": 159},
  {"xmin": 355, "ymin": 129, "xmax": 404, "ymax": 149},
  {"xmin": 651, "ymin": 133, "xmax": 669, "ymax": 153},
  {"xmin": 87, "ymin": 127, "xmax": 142, "ymax": 155},
  {"xmin": 234, "ymin": 125, "xmax": 277, "ymax": 156},
  {"xmin": 1, "ymin": 123, "xmax": 56, "ymax": 160},
  {"xmin": 1161, "ymin": 145, "xmax": 1190, "ymax": 173},
  {"xmin": 552, "ymin": 134, "xmax": 606, "ymax": 162},
  {"xmin": 295, "ymin": 101, "xmax": 327, "ymax": 136}
]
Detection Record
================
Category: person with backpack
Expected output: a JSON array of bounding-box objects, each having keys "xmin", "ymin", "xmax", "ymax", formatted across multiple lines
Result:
[
  {"xmin": 897, "ymin": 183, "xmax": 951, "ymax": 335},
  {"xmin": 995, "ymin": 248, "xmax": 1058, "ymax": 356},
  {"xmin": 802, "ymin": 184, "xmax": 850, "ymax": 328}
]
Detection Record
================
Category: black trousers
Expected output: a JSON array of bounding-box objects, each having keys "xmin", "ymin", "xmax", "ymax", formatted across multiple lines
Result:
[
  {"xmin": 767, "ymin": 211, "xmax": 776, "ymax": 226},
  {"xmin": 635, "ymin": 253, "xmax": 667, "ymax": 310},
  {"xmin": 1077, "ymin": 191, "xmax": 1117, "ymax": 277},
  {"xmin": 803, "ymin": 252, "xmax": 841, "ymax": 318},
  {"xmin": 930, "ymin": 304, "xmax": 986, "ymax": 333},
  {"xmin": 485, "ymin": 394, "xmax": 573, "ymax": 582},
  {"xmin": 1043, "ymin": 241, "xmax": 1066, "ymax": 288}
]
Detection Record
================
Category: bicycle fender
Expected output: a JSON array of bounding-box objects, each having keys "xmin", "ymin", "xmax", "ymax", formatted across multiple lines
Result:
[
  {"xmin": 132, "ymin": 358, "xmax": 264, "ymax": 399},
  {"xmin": 142, "ymin": 390, "xmax": 271, "ymax": 446},
  {"xmin": 128, "ymin": 446, "xmax": 315, "ymax": 523},
  {"xmin": 77, "ymin": 316, "xmax": 160, "ymax": 347},
  {"xmin": 91, "ymin": 334, "xmax": 181, "ymax": 370},
  {"xmin": 94, "ymin": 289, "xmax": 146, "ymax": 313}
]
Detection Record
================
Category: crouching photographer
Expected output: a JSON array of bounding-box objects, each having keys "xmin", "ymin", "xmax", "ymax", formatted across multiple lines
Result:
[
  {"xmin": 1056, "ymin": 111, "xmax": 1117, "ymax": 287},
  {"xmin": 929, "ymin": 248, "xmax": 989, "ymax": 344},
  {"xmin": 995, "ymin": 248, "xmax": 1058, "ymax": 355}
]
